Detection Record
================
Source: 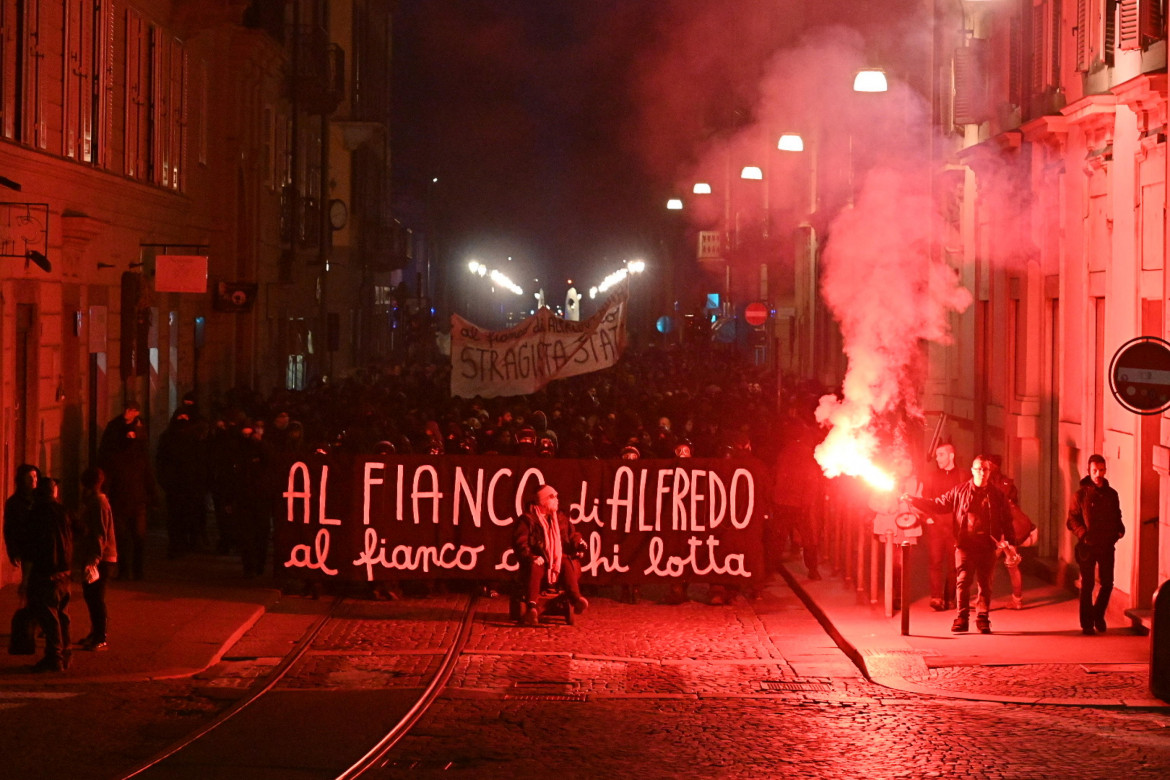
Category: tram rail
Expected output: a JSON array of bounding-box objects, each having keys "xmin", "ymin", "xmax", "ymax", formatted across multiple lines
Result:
[{"xmin": 117, "ymin": 592, "xmax": 479, "ymax": 780}]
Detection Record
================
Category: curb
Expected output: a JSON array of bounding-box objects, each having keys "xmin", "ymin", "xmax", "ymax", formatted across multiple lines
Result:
[{"xmin": 776, "ymin": 563, "xmax": 1170, "ymax": 710}]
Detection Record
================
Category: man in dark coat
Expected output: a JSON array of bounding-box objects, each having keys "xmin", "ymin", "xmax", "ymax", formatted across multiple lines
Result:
[
  {"xmin": 513, "ymin": 484, "xmax": 588, "ymax": 625},
  {"xmin": 906, "ymin": 454, "xmax": 1015, "ymax": 634},
  {"xmin": 3, "ymin": 463, "xmax": 39, "ymax": 567},
  {"xmin": 156, "ymin": 409, "xmax": 209, "ymax": 557},
  {"xmin": 100, "ymin": 406, "xmax": 156, "ymax": 580},
  {"xmin": 921, "ymin": 442, "xmax": 967, "ymax": 611},
  {"xmin": 1066, "ymin": 454, "xmax": 1124, "ymax": 635},
  {"xmin": 25, "ymin": 478, "xmax": 73, "ymax": 672}
]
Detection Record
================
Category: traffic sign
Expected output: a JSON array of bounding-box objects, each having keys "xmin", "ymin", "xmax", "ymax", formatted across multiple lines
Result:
[
  {"xmin": 744, "ymin": 301, "xmax": 768, "ymax": 327},
  {"xmin": 1110, "ymin": 336, "xmax": 1170, "ymax": 414}
]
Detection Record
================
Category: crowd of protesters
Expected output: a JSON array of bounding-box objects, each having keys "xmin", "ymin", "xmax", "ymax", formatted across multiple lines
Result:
[{"xmin": 147, "ymin": 344, "xmax": 826, "ymax": 588}]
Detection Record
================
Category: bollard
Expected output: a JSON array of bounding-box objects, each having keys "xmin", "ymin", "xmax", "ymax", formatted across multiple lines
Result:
[
  {"xmin": 900, "ymin": 543, "xmax": 911, "ymax": 636},
  {"xmin": 1151, "ymin": 579, "xmax": 1170, "ymax": 702}
]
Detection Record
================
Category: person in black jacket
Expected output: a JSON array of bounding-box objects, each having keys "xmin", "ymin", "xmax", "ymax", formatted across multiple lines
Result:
[
  {"xmin": 1066, "ymin": 454, "xmax": 1124, "ymax": 635},
  {"xmin": 3, "ymin": 463, "xmax": 39, "ymax": 568},
  {"xmin": 905, "ymin": 454, "xmax": 1015, "ymax": 634},
  {"xmin": 921, "ymin": 442, "xmax": 967, "ymax": 611},
  {"xmin": 100, "ymin": 407, "xmax": 156, "ymax": 580},
  {"xmin": 513, "ymin": 484, "xmax": 588, "ymax": 625},
  {"xmin": 25, "ymin": 478, "xmax": 73, "ymax": 672}
]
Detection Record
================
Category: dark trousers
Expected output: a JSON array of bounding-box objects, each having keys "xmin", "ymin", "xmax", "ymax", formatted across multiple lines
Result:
[
  {"xmin": 27, "ymin": 578, "xmax": 71, "ymax": 663},
  {"xmin": 115, "ymin": 507, "xmax": 147, "ymax": 580},
  {"xmin": 522, "ymin": 558, "xmax": 582, "ymax": 605},
  {"xmin": 239, "ymin": 507, "xmax": 271, "ymax": 578},
  {"xmin": 955, "ymin": 542, "xmax": 995, "ymax": 618},
  {"xmin": 82, "ymin": 561, "xmax": 112, "ymax": 641},
  {"xmin": 1078, "ymin": 545, "xmax": 1116, "ymax": 629},
  {"xmin": 165, "ymin": 490, "xmax": 206, "ymax": 555},
  {"xmin": 925, "ymin": 523, "xmax": 956, "ymax": 604}
]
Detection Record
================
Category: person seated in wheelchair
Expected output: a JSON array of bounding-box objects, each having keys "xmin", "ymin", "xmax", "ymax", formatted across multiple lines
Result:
[{"xmin": 513, "ymin": 483, "xmax": 589, "ymax": 625}]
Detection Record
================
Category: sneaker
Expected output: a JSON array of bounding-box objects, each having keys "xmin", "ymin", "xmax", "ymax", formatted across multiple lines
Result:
[
  {"xmin": 929, "ymin": 599, "xmax": 946, "ymax": 612},
  {"xmin": 951, "ymin": 617, "xmax": 969, "ymax": 633},
  {"xmin": 976, "ymin": 616, "xmax": 991, "ymax": 634},
  {"xmin": 1082, "ymin": 626, "xmax": 1096, "ymax": 636},
  {"xmin": 522, "ymin": 605, "xmax": 540, "ymax": 627},
  {"xmin": 1094, "ymin": 617, "xmax": 1107, "ymax": 634},
  {"xmin": 81, "ymin": 637, "xmax": 109, "ymax": 651},
  {"xmin": 1010, "ymin": 595, "xmax": 1024, "ymax": 610},
  {"xmin": 573, "ymin": 596, "xmax": 589, "ymax": 615}
]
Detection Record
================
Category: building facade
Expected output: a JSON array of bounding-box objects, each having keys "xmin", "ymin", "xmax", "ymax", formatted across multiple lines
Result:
[
  {"xmin": 925, "ymin": 0, "xmax": 1168, "ymax": 620},
  {"xmin": 0, "ymin": 0, "xmax": 399, "ymax": 587}
]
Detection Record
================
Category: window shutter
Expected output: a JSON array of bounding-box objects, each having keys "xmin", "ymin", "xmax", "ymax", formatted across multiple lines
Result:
[
  {"xmin": 1139, "ymin": 0, "xmax": 1163, "ymax": 46},
  {"xmin": 171, "ymin": 38, "xmax": 186, "ymax": 190},
  {"xmin": 97, "ymin": 0, "xmax": 115, "ymax": 168},
  {"xmin": 1119, "ymin": 0, "xmax": 1139, "ymax": 49},
  {"xmin": 1031, "ymin": 3, "xmax": 1046, "ymax": 95},
  {"xmin": 1051, "ymin": 1, "xmax": 1061, "ymax": 88},
  {"xmin": 125, "ymin": 7, "xmax": 145, "ymax": 178},
  {"xmin": 152, "ymin": 25, "xmax": 167, "ymax": 186},
  {"xmin": 954, "ymin": 41, "xmax": 988, "ymax": 126},
  {"xmin": 26, "ymin": 0, "xmax": 45, "ymax": 147},
  {"xmin": 1076, "ymin": 0, "xmax": 1089, "ymax": 71},
  {"xmin": 1009, "ymin": 15, "xmax": 1024, "ymax": 113},
  {"xmin": 65, "ymin": 0, "xmax": 80, "ymax": 158}
]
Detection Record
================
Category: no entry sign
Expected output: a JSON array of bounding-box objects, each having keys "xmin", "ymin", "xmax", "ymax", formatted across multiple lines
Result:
[
  {"xmin": 744, "ymin": 302, "xmax": 768, "ymax": 327},
  {"xmin": 1110, "ymin": 336, "xmax": 1170, "ymax": 414}
]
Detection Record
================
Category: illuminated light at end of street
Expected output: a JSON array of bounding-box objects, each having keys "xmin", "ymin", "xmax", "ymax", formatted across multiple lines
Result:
[
  {"xmin": 853, "ymin": 68, "xmax": 888, "ymax": 93},
  {"xmin": 740, "ymin": 166, "xmax": 763, "ymax": 180},
  {"xmin": 777, "ymin": 133, "xmax": 804, "ymax": 152},
  {"xmin": 666, "ymin": 198, "xmax": 684, "ymax": 210},
  {"xmin": 628, "ymin": 259, "xmax": 646, "ymax": 274},
  {"xmin": 692, "ymin": 182, "xmax": 712, "ymax": 194},
  {"xmin": 489, "ymin": 269, "xmax": 524, "ymax": 295},
  {"xmin": 589, "ymin": 286, "xmax": 599, "ymax": 299}
]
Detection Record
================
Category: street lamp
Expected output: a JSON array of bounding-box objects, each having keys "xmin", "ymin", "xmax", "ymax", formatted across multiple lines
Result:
[
  {"xmin": 853, "ymin": 68, "xmax": 888, "ymax": 93},
  {"xmin": 693, "ymin": 182, "xmax": 712, "ymax": 194},
  {"xmin": 666, "ymin": 198, "xmax": 684, "ymax": 210},
  {"xmin": 777, "ymin": 133, "xmax": 804, "ymax": 152}
]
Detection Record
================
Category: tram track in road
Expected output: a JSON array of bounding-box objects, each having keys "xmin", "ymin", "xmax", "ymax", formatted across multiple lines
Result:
[{"xmin": 118, "ymin": 592, "xmax": 479, "ymax": 780}]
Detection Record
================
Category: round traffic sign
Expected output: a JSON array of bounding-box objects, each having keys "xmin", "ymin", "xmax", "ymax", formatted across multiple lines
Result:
[
  {"xmin": 744, "ymin": 302, "xmax": 768, "ymax": 327},
  {"xmin": 1110, "ymin": 336, "xmax": 1170, "ymax": 414}
]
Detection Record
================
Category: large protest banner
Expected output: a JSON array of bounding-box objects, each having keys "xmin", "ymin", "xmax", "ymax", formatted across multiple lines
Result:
[
  {"xmin": 449, "ymin": 287, "xmax": 627, "ymax": 398},
  {"xmin": 274, "ymin": 455, "xmax": 769, "ymax": 585}
]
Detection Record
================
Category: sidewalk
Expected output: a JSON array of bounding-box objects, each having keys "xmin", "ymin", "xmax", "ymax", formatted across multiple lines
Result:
[
  {"xmin": 0, "ymin": 528, "xmax": 281, "ymax": 684},
  {"xmin": 780, "ymin": 547, "xmax": 1168, "ymax": 708}
]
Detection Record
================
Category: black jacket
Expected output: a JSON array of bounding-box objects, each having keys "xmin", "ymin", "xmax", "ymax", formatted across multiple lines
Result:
[
  {"xmin": 26, "ymin": 498, "xmax": 73, "ymax": 582},
  {"xmin": 908, "ymin": 480, "xmax": 1015, "ymax": 547},
  {"xmin": 1066, "ymin": 476, "xmax": 1123, "ymax": 549},
  {"xmin": 513, "ymin": 508, "xmax": 585, "ymax": 565}
]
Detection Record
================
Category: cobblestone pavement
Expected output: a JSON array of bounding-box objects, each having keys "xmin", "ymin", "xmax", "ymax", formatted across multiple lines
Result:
[
  {"xmin": 900, "ymin": 661, "xmax": 1150, "ymax": 702},
  {"xmin": 358, "ymin": 585, "xmax": 1170, "ymax": 779}
]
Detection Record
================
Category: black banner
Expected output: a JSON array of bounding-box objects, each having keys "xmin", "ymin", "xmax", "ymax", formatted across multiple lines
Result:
[{"xmin": 274, "ymin": 455, "xmax": 769, "ymax": 584}]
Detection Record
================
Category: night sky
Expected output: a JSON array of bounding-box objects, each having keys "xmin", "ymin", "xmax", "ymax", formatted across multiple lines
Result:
[{"xmin": 391, "ymin": 0, "xmax": 931, "ymax": 291}]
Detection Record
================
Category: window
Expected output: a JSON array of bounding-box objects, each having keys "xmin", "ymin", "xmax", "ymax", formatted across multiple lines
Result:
[
  {"xmin": 1, "ymin": 0, "xmax": 46, "ymax": 146},
  {"xmin": 125, "ymin": 7, "xmax": 148, "ymax": 178},
  {"xmin": 63, "ymin": 0, "xmax": 112, "ymax": 163},
  {"xmin": 124, "ymin": 9, "xmax": 185, "ymax": 188}
]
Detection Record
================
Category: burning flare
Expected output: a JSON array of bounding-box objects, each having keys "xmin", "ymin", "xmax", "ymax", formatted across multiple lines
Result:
[{"xmin": 813, "ymin": 402, "xmax": 895, "ymax": 492}]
